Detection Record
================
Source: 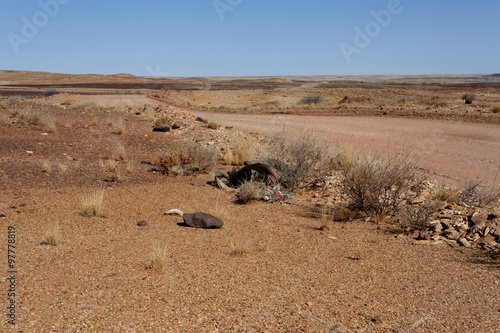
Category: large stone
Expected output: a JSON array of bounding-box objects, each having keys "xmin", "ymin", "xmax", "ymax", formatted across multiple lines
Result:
[
  {"xmin": 153, "ymin": 126, "xmax": 170, "ymax": 132},
  {"xmin": 183, "ymin": 212, "xmax": 223, "ymax": 229},
  {"xmin": 471, "ymin": 212, "xmax": 488, "ymax": 225},
  {"xmin": 460, "ymin": 238, "xmax": 471, "ymax": 248},
  {"xmin": 477, "ymin": 234, "xmax": 496, "ymax": 246},
  {"xmin": 196, "ymin": 117, "xmax": 209, "ymax": 124},
  {"xmin": 448, "ymin": 231, "xmax": 463, "ymax": 241},
  {"xmin": 172, "ymin": 121, "xmax": 185, "ymax": 129}
]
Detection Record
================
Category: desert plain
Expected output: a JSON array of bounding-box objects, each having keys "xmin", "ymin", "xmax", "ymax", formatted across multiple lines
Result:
[{"xmin": 0, "ymin": 70, "xmax": 499, "ymax": 332}]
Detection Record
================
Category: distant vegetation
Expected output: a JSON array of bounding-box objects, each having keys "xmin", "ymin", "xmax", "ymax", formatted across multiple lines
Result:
[{"xmin": 42, "ymin": 89, "xmax": 61, "ymax": 97}]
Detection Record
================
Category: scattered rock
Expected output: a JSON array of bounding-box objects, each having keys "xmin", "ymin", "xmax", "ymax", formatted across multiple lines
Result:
[
  {"xmin": 471, "ymin": 212, "xmax": 488, "ymax": 225},
  {"xmin": 137, "ymin": 220, "xmax": 149, "ymax": 227},
  {"xmin": 196, "ymin": 117, "xmax": 208, "ymax": 124},
  {"xmin": 0, "ymin": 214, "xmax": 6, "ymax": 218},
  {"xmin": 448, "ymin": 231, "xmax": 463, "ymax": 241},
  {"xmin": 413, "ymin": 240, "xmax": 432, "ymax": 245},
  {"xmin": 182, "ymin": 212, "xmax": 223, "ymax": 229},
  {"xmin": 460, "ymin": 238, "xmax": 471, "ymax": 248},
  {"xmin": 477, "ymin": 234, "xmax": 496, "ymax": 246},
  {"xmin": 153, "ymin": 126, "xmax": 170, "ymax": 132},
  {"xmin": 172, "ymin": 121, "xmax": 185, "ymax": 129}
]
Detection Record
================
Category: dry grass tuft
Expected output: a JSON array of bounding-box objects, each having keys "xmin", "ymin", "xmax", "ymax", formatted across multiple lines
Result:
[
  {"xmin": 104, "ymin": 171, "xmax": 122, "ymax": 183},
  {"xmin": 100, "ymin": 159, "xmax": 118, "ymax": 169},
  {"xmin": 43, "ymin": 223, "xmax": 60, "ymax": 246},
  {"xmin": 230, "ymin": 239, "xmax": 251, "ymax": 256},
  {"xmin": 111, "ymin": 139, "xmax": 127, "ymax": 161},
  {"xmin": 41, "ymin": 160, "xmax": 52, "ymax": 173},
  {"xmin": 208, "ymin": 119, "xmax": 222, "ymax": 130},
  {"xmin": 225, "ymin": 138, "xmax": 255, "ymax": 166},
  {"xmin": 74, "ymin": 101, "xmax": 96, "ymax": 110},
  {"xmin": 126, "ymin": 162, "xmax": 135, "ymax": 174},
  {"xmin": 432, "ymin": 180, "xmax": 459, "ymax": 203},
  {"xmin": 351, "ymin": 241, "xmax": 367, "ymax": 260},
  {"xmin": 210, "ymin": 198, "xmax": 228, "ymax": 223},
  {"xmin": 147, "ymin": 243, "xmax": 169, "ymax": 272},
  {"xmin": 81, "ymin": 186, "xmax": 105, "ymax": 217},
  {"xmin": 58, "ymin": 163, "xmax": 68, "ymax": 173},
  {"xmin": 237, "ymin": 180, "xmax": 265, "ymax": 203},
  {"xmin": 318, "ymin": 206, "xmax": 333, "ymax": 230},
  {"xmin": 224, "ymin": 148, "xmax": 235, "ymax": 165},
  {"xmin": 10, "ymin": 107, "xmax": 41, "ymax": 125},
  {"xmin": 111, "ymin": 118, "xmax": 126, "ymax": 135},
  {"xmin": 44, "ymin": 117, "xmax": 57, "ymax": 133}
]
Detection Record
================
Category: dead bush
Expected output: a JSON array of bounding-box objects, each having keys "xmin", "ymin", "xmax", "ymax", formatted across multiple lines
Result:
[
  {"xmin": 185, "ymin": 141, "xmax": 217, "ymax": 171},
  {"xmin": 154, "ymin": 114, "xmax": 173, "ymax": 127},
  {"xmin": 338, "ymin": 150, "xmax": 421, "ymax": 215},
  {"xmin": 398, "ymin": 199, "xmax": 441, "ymax": 230},
  {"xmin": 459, "ymin": 178, "xmax": 500, "ymax": 207},
  {"xmin": 491, "ymin": 105, "xmax": 500, "ymax": 114},
  {"xmin": 155, "ymin": 150, "xmax": 192, "ymax": 175},
  {"xmin": 299, "ymin": 94, "xmax": 325, "ymax": 105},
  {"xmin": 237, "ymin": 180, "xmax": 265, "ymax": 203},
  {"xmin": 260, "ymin": 133, "xmax": 331, "ymax": 191},
  {"xmin": 155, "ymin": 141, "xmax": 216, "ymax": 175},
  {"xmin": 461, "ymin": 93, "xmax": 476, "ymax": 104}
]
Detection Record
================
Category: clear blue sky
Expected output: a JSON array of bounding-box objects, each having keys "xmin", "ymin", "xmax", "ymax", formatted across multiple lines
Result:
[{"xmin": 1, "ymin": 0, "xmax": 499, "ymax": 76}]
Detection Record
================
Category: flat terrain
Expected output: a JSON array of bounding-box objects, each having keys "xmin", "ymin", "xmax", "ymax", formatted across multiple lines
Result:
[{"xmin": 0, "ymin": 71, "xmax": 499, "ymax": 332}]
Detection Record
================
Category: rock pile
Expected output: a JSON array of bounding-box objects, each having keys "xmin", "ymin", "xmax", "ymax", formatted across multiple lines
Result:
[{"xmin": 412, "ymin": 206, "xmax": 499, "ymax": 251}]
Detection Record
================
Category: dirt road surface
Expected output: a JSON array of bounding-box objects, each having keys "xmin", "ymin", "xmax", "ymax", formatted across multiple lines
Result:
[
  {"xmin": 63, "ymin": 95, "xmax": 500, "ymax": 184},
  {"xmin": 190, "ymin": 112, "xmax": 500, "ymax": 184}
]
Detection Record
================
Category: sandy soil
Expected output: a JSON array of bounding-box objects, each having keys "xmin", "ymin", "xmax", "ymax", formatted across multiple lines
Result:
[{"xmin": 1, "ymin": 93, "xmax": 499, "ymax": 332}]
